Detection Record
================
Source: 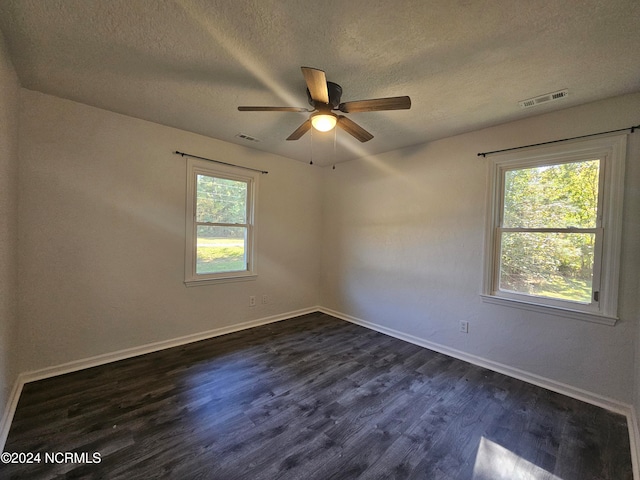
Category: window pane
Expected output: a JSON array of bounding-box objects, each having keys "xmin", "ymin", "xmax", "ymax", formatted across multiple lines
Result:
[
  {"xmin": 196, "ymin": 175, "xmax": 247, "ymax": 224},
  {"xmin": 196, "ymin": 226, "xmax": 247, "ymax": 274},
  {"xmin": 503, "ymin": 160, "xmax": 599, "ymax": 228},
  {"xmin": 499, "ymin": 232, "xmax": 594, "ymax": 303}
]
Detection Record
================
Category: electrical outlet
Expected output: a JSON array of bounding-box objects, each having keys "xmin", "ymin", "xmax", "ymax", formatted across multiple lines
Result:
[
  {"xmin": 459, "ymin": 321, "xmax": 469, "ymax": 334},
  {"xmin": 249, "ymin": 295, "xmax": 256, "ymax": 307},
  {"xmin": 262, "ymin": 295, "xmax": 268, "ymax": 304}
]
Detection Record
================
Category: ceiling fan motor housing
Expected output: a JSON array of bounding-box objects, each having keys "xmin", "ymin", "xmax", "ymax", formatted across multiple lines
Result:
[{"xmin": 307, "ymin": 81, "xmax": 342, "ymax": 109}]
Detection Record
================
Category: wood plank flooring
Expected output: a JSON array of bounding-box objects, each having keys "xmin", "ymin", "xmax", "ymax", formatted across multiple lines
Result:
[{"xmin": 1, "ymin": 312, "xmax": 633, "ymax": 479}]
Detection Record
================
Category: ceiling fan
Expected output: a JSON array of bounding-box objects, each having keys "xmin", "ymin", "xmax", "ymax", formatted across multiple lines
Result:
[{"xmin": 238, "ymin": 67, "xmax": 411, "ymax": 143}]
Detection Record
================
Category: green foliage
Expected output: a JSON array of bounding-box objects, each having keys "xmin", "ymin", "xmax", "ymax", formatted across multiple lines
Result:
[
  {"xmin": 500, "ymin": 159, "xmax": 599, "ymax": 303},
  {"xmin": 196, "ymin": 240, "xmax": 246, "ymax": 274},
  {"xmin": 194, "ymin": 174, "xmax": 250, "ymax": 274},
  {"xmin": 503, "ymin": 160, "xmax": 599, "ymax": 228},
  {"xmin": 196, "ymin": 175, "xmax": 247, "ymax": 225}
]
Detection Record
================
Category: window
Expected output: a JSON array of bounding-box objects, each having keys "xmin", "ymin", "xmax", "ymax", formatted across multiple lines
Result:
[
  {"xmin": 185, "ymin": 158, "xmax": 258, "ymax": 285},
  {"xmin": 482, "ymin": 135, "xmax": 626, "ymax": 324}
]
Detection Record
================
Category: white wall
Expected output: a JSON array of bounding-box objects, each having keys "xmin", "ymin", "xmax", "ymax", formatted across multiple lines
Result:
[
  {"xmin": 17, "ymin": 90, "xmax": 323, "ymax": 373},
  {"xmin": 321, "ymin": 93, "xmax": 640, "ymax": 404},
  {"xmin": 637, "ymin": 279, "xmax": 640, "ymax": 453},
  {"xmin": 635, "ymin": 151, "xmax": 640, "ymax": 434},
  {"xmin": 637, "ymin": 332, "xmax": 640, "ymax": 437},
  {"xmin": 0, "ymin": 32, "xmax": 19, "ymax": 421}
]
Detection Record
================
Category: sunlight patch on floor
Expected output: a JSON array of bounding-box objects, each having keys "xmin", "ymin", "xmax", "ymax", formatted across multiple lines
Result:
[{"xmin": 472, "ymin": 437, "xmax": 562, "ymax": 480}]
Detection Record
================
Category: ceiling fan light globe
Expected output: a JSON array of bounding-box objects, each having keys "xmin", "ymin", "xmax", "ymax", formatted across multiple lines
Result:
[{"xmin": 311, "ymin": 113, "xmax": 337, "ymax": 132}]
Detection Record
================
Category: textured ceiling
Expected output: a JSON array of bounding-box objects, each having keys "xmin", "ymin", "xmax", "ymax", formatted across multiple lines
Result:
[{"xmin": 1, "ymin": 0, "xmax": 639, "ymax": 166}]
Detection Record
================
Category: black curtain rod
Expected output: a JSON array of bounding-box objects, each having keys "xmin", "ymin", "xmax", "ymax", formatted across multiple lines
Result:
[
  {"xmin": 174, "ymin": 151, "xmax": 268, "ymax": 174},
  {"xmin": 477, "ymin": 125, "xmax": 639, "ymax": 158}
]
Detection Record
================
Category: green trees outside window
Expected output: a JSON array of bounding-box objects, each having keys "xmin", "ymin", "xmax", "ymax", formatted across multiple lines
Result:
[
  {"xmin": 499, "ymin": 160, "xmax": 599, "ymax": 303},
  {"xmin": 195, "ymin": 174, "xmax": 249, "ymax": 274}
]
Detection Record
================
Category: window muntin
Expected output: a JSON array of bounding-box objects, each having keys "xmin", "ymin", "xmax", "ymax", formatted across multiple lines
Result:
[
  {"xmin": 482, "ymin": 135, "xmax": 626, "ymax": 324},
  {"xmin": 185, "ymin": 160, "xmax": 257, "ymax": 285}
]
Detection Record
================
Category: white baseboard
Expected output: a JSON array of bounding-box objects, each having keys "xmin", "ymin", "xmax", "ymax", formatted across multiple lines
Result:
[
  {"xmin": 0, "ymin": 378, "xmax": 24, "ymax": 453},
  {"xmin": 630, "ymin": 407, "xmax": 640, "ymax": 480},
  {"xmin": 318, "ymin": 307, "xmax": 640, "ymax": 480},
  {"xmin": 0, "ymin": 306, "xmax": 318, "ymax": 452}
]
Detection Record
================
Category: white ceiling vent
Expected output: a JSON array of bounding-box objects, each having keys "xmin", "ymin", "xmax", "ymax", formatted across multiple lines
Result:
[
  {"xmin": 236, "ymin": 133, "xmax": 261, "ymax": 142},
  {"xmin": 519, "ymin": 89, "xmax": 568, "ymax": 109}
]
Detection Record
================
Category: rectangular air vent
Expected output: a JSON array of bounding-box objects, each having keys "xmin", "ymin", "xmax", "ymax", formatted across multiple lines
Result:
[
  {"xmin": 519, "ymin": 89, "xmax": 568, "ymax": 109},
  {"xmin": 236, "ymin": 133, "xmax": 260, "ymax": 143}
]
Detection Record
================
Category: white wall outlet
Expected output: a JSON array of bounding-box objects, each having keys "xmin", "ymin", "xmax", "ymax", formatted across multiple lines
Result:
[
  {"xmin": 460, "ymin": 321, "xmax": 469, "ymax": 333},
  {"xmin": 249, "ymin": 295, "xmax": 256, "ymax": 307},
  {"xmin": 262, "ymin": 294, "xmax": 268, "ymax": 304}
]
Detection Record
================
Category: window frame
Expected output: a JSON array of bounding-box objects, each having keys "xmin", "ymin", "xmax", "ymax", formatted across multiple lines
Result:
[
  {"xmin": 184, "ymin": 158, "xmax": 258, "ymax": 286},
  {"xmin": 481, "ymin": 134, "xmax": 627, "ymax": 325}
]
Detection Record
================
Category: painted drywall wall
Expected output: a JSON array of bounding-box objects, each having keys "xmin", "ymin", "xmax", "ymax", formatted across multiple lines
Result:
[
  {"xmin": 0, "ymin": 32, "xmax": 19, "ymax": 419},
  {"xmin": 637, "ymin": 335, "xmax": 640, "ymax": 442},
  {"xmin": 17, "ymin": 89, "xmax": 323, "ymax": 373},
  {"xmin": 320, "ymin": 93, "xmax": 640, "ymax": 404},
  {"xmin": 634, "ymin": 127, "xmax": 640, "ymax": 434},
  {"xmin": 635, "ymin": 153, "xmax": 640, "ymax": 457}
]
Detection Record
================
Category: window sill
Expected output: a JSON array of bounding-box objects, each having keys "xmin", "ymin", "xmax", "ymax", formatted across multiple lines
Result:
[
  {"xmin": 480, "ymin": 294, "xmax": 617, "ymax": 326},
  {"xmin": 185, "ymin": 273, "xmax": 257, "ymax": 287}
]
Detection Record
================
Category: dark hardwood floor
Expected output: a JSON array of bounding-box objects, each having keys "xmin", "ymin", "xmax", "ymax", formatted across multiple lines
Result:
[{"xmin": 1, "ymin": 312, "xmax": 633, "ymax": 479}]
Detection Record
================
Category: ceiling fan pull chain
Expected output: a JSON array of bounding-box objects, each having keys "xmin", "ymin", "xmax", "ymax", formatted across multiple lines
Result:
[
  {"xmin": 333, "ymin": 127, "xmax": 337, "ymax": 170},
  {"xmin": 309, "ymin": 127, "xmax": 314, "ymax": 165}
]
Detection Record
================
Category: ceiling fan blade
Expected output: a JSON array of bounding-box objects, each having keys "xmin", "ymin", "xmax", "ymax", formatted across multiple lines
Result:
[
  {"xmin": 286, "ymin": 120, "xmax": 311, "ymax": 141},
  {"xmin": 337, "ymin": 116, "xmax": 373, "ymax": 142},
  {"xmin": 338, "ymin": 96, "xmax": 411, "ymax": 113},
  {"xmin": 238, "ymin": 106, "xmax": 309, "ymax": 112},
  {"xmin": 301, "ymin": 67, "xmax": 329, "ymax": 104}
]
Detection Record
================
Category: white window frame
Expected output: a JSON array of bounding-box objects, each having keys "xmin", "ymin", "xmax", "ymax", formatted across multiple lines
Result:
[
  {"xmin": 481, "ymin": 134, "xmax": 626, "ymax": 325},
  {"xmin": 184, "ymin": 158, "xmax": 258, "ymax": 286}
]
